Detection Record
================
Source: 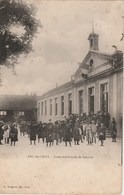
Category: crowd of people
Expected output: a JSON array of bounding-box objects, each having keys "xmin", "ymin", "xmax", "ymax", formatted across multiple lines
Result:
[{"xmin": 0, "ymin": 112, "xmax": 117, "ymax": 147}]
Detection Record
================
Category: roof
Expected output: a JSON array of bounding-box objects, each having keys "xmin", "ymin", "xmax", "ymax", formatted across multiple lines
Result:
[
  {"xmin": 38, "ymin": 49, "xmax": 123, "ymax": 101},
  {"xmin": 80, "ymin": 50, "xmax": 112, "ymax": 66},
  {"xmin": 0, "ymin": 94, "xmax": 37, "ymax": 110},
  {"xmin": 38, "ymin": 80, "xmax": 74, "ymax": 100},
  {"xmin": 88, "ymin": 32, "xmax": 99, "ymax": 40},
  {"xmin": 74, "ymin": 50, "xmax": 112, "ymax": 76}
]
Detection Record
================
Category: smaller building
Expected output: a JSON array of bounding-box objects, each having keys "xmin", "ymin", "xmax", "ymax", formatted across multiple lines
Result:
[{"xmin": 0, "ymin": 94, "xmax": 37, "ymax": 122}]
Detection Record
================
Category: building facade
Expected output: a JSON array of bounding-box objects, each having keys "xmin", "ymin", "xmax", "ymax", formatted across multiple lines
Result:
[
  {"xmin": 0, "ymin": 94, "xmax": 37, "ymax": 122},
  {"xmin": 37, "ymin": 32, "xmax": 123, "ymax": 136}
]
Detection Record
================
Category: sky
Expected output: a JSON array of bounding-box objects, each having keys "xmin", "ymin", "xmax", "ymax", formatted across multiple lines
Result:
[{"xmin": 0, "ymin": 0, "xmax": 124, "ymax": 95}]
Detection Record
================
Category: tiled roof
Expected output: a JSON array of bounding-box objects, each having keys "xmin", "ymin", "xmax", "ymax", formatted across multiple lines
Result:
[
  {"xmin": 0, "ymin": 94, "xmax": 37, "ymax": 110},
  {"xmin": 38, "ymin": 80, "xmax": 74, "ymax": 100}
]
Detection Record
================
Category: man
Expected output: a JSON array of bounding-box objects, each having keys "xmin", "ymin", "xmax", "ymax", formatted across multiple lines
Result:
[
  {"xmin": 9, "ymin": 123, "xmax": 18, "ymax": 146},
  {"xmin": 37, "ymin": 122, "xmax": 43, "ymax": 143},
  {"xmin": 29, "ymin": 122, "xmax": 37, "ymax": 145},
  {"xmin": 46, "ymin": 120, "xmax": 54, "ymax": 147},
  {"xmin": 54, "ymin": 121, "xmax": 59, "ymax": 145},
  {"xmin": 86, "ymin": 121, "xmax": 92, "ymax": 145},
  {"xmin": 91, "ymin": 121, "xmax": 97, "ymax": 144},
  {"xmin": 110, "ymin": 117, "xmax": 117, "ymax": 142},
  {"xmin": 63, "ymin": 120, "xmax": 72, "ymax": 147},
  {"xmin": 81, "ymin": 121, "xmax": 86, "ymax": 141},
  {"xmin": 0, "ymin": 122, "xmax": 4, "ymax": 145},
  {"xmin": 59, "ymin": 121, "xmax": 64, "ymax": 143},
  {"xmin": 73, "ymin": 122, "xmax": 80, "ymax": 145},
  {"xmin": 3, "ymin": 123, "xmax": 10, "ymax": 144},
  {"xmin": 98, "ymin": 123, "xmax": 106, "ymax": 146}
]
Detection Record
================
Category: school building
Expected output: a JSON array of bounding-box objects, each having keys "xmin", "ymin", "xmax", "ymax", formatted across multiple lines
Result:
[{"xmin": 37, "ymin": 31, "xmax": 123, "ymax": 136}]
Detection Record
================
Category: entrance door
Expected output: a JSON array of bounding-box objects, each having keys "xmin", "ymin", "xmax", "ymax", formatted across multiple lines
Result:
[
  {"xmin": 90, "ymin": 95, "xmax": 94, "ymax": 114},
  {"xmin": 79, "ymin": 90, "xmax": 83, "ymax": 116},
  {"xmin": 88, "ymin": 87, "xmax": 94, "ymax": 115},
  {"xmin": 100, "ymin": 83, "xmax": 108, "ymax": 113}
]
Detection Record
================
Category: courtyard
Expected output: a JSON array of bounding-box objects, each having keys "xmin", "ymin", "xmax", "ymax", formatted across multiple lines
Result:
[{"xmin": 0, "ymin": 135, "xmax": 122, "ymax": 195}]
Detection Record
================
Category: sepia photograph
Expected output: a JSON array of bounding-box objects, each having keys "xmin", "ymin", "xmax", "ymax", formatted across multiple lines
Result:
[{"xmin": 0, "ymin": 0, "xmax": 123, "ymax": 194}]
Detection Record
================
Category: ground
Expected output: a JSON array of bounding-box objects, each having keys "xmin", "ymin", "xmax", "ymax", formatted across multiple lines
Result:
[{"xmin": 0, "ymin": 135, "xmax": 122, "ymax": 195}]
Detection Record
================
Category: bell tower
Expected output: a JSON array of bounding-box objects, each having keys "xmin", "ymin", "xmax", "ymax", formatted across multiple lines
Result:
[{"xmin": 88, "ymin": 30, "xmax": 99, "ymax": 51}]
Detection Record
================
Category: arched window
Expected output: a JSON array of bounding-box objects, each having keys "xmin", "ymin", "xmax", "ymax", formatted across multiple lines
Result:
[
  {"xmin": 89, "ymin": 59, "xmax": 94, "ymax": 69},
  {"xmin": 90, "ymin": 39, "xmax": 93, "ymax": 48}
]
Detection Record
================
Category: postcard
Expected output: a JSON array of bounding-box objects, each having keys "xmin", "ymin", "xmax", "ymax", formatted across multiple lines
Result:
[{"xmin": 0, "ymin": 0, "xmax": 123, "ymax": 194}]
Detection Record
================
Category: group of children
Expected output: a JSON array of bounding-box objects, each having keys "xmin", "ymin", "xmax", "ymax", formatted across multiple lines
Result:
[{"xmin": 0, "ymin": 115, "xmax": 117, "ymax": 147}]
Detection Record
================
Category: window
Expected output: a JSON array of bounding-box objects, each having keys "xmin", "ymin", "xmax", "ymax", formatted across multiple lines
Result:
[
  {"xmin": 61, "ymin": 96, "xmax": 64, "ymax": 115},
  {"xmin": 100, "ymin": 83, "xmax": 108, "ymax": 113},
  {"xmin": 90, "ymin": 39, "xmax": 93, "ymax": 48},
  {"xmin": 38, "ymin": 102, "xmax": 40, "ymax": 116},
  {"xmin": 55, "ymin": 98, "xmax": 58, "ymax": 115},
  {"xmin": 50, "ymin": 99, "xmax": 52, "ymax": 116},
  {"xmin": 19, "ymin": 111, "xmax": 24, "ymax": 116},
  {"xmin": 89, "ymin": 59, "xmax": 94, "ymax": 69},
  {"xmin": 68, "ymin": 93, "xmax": 72, "ymax": 115},
  {"xmin": 0, "ymin": 111, "xmax": 7, "ymax": 116},
  {"xmin": 88, "ymin": 87, "xmax": 94, "ymax": 115},
  {"xmin": 45, "ymin": 100, "xmax": 47, "ymax": 116},
  {"xmin": 79, "ymin": 90, "xmax": 83, "ymax": 116},
  {"xmin": 41, "ymin": 102, "xmax": 43, "ymax": 116}
]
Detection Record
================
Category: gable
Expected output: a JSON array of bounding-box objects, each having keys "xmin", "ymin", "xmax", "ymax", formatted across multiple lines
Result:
[{"xmin": 74, "ymin": 51, "xmax": 112, "ymax": 82}]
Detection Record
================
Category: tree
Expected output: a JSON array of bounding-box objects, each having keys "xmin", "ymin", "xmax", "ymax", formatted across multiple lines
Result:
[{"xmin": 0, "ymin": 0, "xmax": 41, "ymax": 70}]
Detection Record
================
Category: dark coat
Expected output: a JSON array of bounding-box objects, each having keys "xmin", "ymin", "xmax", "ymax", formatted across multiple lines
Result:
[
  {"xmin": 54, "ymin": 124, "xmax": 59, "ymax": 140},
  {"xmin": 73, "ymin": 127, "xmax": 80, "ymax": 141},
  {"xmin": 37, "ymin": 124, "xmax": 43, "ymax": 139},
  {"xmin": 20, "ymin": 124, "xmax": 27, "ymax": 133},
  {"xmin": 30, "ymin": 124, "xmax": 37, "ymax": 141},
  {"xmin": 9, "ymin": 126, "xmax": 18, "ymax": 142},
  {"xmin": 110, "ymin": 123, "xmax": 117, "ymax": 138},
  {"xmin": 42, "ymin": 125, "xmax": 46, "ymax": 138},
  {"xmin": 46, "ymin": 123, "xmax": 54, "ymax": 143},
  {"xmin": 98, "ymin": 126, "xmax": 106, "ymax": 140},
  {"xmin": 63, "ymin": 125, "xmax": 72, "ymax": 142},
  {"xmin": 0, "ymin": 124, "xmax": 4, "ymax": 140},
  {"xmin": 59, "ymin": 124, "xmax": 64, "ymax": 139}
]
